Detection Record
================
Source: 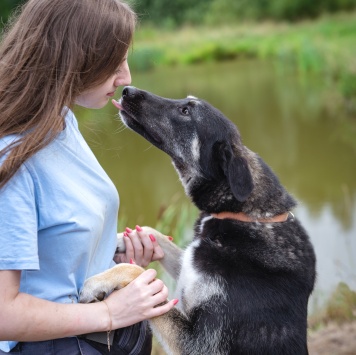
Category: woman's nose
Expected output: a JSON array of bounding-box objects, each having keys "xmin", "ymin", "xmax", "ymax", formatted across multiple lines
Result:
[{"xmin": 115, "ymin": 62, "xmax": 131, "ymax": 87}]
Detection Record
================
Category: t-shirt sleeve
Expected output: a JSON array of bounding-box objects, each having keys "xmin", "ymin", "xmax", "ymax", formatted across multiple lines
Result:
[{"xmin": 0, "ymin": 164, "xmax": 39, "ymax": 270}]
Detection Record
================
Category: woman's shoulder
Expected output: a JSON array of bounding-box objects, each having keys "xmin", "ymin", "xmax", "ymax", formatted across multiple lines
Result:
[
  {"xmin": 0, "ymin": 133, "xmax": 20, "ymax": 147},
  {"xmin": 63, "ymin": 107, "xmax": 79, "ymax": 130},
  {"xmin": 0, "ymin": 134, "xmax": 21, "ymax": 163}
]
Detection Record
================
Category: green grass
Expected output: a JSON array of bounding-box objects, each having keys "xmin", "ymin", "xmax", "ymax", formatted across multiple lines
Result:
[
  {"xmin": 309, "ymin": 282, "xmax": 356, "ymax": 329},
  {"xmin": 130, "ymin": 12, "xmax": 356, "ymax": 112}
]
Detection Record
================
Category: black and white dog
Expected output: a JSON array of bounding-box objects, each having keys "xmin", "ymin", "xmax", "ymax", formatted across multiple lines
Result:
[{"xmin": 80, "ymin": 87, "xmax": 316, "ymax": 355}]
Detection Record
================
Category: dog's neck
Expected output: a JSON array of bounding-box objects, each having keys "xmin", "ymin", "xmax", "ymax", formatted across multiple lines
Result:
[{"xmin": 211, "ymin": 211, "xmax": 292, "ymax": 223}]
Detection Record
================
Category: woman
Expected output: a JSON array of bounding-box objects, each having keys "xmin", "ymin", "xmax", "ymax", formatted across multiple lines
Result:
[{"xmin": 0, "ymin": 0, "xmax": 177, "ymax": 354}]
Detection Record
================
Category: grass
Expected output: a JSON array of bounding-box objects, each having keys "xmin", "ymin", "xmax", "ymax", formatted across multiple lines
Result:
[
  {"xmin": 130, "ymin": 12, "xmax": 356, "ymax": 114},
  {"xmin": 309, "ymin": 282, "xmax": 356, "ymax": 329}
]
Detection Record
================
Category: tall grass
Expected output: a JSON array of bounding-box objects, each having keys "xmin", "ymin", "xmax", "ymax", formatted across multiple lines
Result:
[
  {"xmin": 309, "ymin": 282, "xmax": 356, "ymax": 329},
  {"xmin": 154, "ymin": 203, "xmax": 198, "ymax": 248}
]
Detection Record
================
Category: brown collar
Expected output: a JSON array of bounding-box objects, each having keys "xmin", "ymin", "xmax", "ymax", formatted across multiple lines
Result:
[{"xmin": 211, "ymin": 211, "xmax": 292, "ymax": 223}]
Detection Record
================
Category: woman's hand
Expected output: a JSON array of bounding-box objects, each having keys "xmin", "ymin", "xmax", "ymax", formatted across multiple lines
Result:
[
  {"xmin": 114, "ymin": 225, "xmax": 165, "ymax": 267},
  {"xmin": 103, "ymin": 268, "xmax": 178, "ymax": 329}
]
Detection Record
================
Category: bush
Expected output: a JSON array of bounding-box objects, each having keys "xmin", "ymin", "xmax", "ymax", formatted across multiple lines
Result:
[
  {"xmin": 130, "ymin": 0, "xmax": 356, "ymax": 27},
  {"xmin": 131, "ymin": 0, "xmax": 212, "ymax": 27}
]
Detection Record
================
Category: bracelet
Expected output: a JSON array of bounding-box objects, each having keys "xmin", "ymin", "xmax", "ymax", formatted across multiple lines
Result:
[{"xmin": 102, "ymin": 299, "xmax": 112, "ymax": 351}]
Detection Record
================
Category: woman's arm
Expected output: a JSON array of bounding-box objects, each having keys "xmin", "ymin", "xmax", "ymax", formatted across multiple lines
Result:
[{"xmin": 0, "ymin": 269, "xmax": 176, "ymax": 342}]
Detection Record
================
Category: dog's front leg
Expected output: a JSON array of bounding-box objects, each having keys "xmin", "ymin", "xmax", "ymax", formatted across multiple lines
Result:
[
  {"xmin": 117, "ymin": 227, "xmax": 182, "ymax": 279},
  {"xmin": 79, "ymin": 264, "xmax": 144, "ymax": 303},
  {"xmin": 149, "ymin": 308, "xmax": 189, "ymax": 355}
]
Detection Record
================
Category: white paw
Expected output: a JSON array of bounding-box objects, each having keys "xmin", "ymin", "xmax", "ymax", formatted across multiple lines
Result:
[
  {"xmin": 117, "ymin": 232, "xmax": 126, "ymax": 253},
  {"xmin": 79, "ymin": 276, "xmax": 110, "ymax": 303}
]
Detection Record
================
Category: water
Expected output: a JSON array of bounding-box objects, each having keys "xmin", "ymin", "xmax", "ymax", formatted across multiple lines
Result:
[{"xmin": 76, "ymin": 60, "xmax": 356, "ymax": 314}]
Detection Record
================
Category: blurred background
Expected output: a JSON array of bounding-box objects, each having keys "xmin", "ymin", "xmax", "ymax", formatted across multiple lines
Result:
[{"xmin": 2, "ymin": 1, "xmax": 356, "ymax": 353}]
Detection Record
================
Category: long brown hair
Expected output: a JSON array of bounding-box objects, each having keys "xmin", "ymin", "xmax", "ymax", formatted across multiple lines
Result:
[{"xmin": 0, "ymin": 0, "xmax": 136, "ymax": 189}]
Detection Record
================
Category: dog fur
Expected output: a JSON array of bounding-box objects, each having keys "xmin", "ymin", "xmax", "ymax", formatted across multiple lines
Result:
[{"xmin": 80, "ymin": 87, "xmax": 316, "ymax": 355}]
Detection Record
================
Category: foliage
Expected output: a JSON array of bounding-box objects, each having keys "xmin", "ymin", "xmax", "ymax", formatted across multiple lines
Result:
[
  {"xmin": 129, "ymin": 0, "xmax": 356, "ymax": 27},
  {"xmin": 309, "ymin": 282, "xmax": 356, "ymax": 328},
  {"xmin": 155, "ymin": 203, "xmax": 198, "ymax": 247},
  {"xmin": 131, "ymin": 0, "xmax": 211, "ymax": 28},
  {"xmin": 2, "ymin": 0, "xmax": 356, "ymax": 29},
  {"xmin": 128, "ymin": 13, "xmax": 356, "ymax": 114},
  {"xmin": 325, "ymin": 283, "xmax": 356, "ymax": 323},
  {"xmin": 0, "ymin": 0, "xmax": 23, "ymax": 28},
  {"xmin": 129, "ymin": 45, "xmax": 164, "ymax": 71}
]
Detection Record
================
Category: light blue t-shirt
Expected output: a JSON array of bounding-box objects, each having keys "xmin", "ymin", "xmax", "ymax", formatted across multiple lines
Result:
[{"xmin": 0, "ymin": 109, "xmax": 119, "ymax": 352}]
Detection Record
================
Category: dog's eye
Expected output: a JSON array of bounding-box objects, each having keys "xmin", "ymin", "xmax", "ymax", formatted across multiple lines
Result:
[{"xmin": 179, "ymin": 107, "xmax": 189, "ymax": 115}]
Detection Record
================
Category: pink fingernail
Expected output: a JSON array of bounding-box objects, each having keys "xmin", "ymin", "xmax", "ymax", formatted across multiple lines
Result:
[
  {"xmin": 173, "ymin": 299, "xmax": 179, "ymax": 305},
  {"xmin": 130, "ymin": 258, "xmax": 136, "ymax": 264},
  {"xmin": 135, "ymin": 225, "xmax": 142, "ymax": 232},
  {"xmin": 123, "ymin": 232, "xmax": 129, "ymax": 237},
  {"xmin": 125, "ymin": 227, "xmax": 133, "ymax": 233},
  {"xmin": 149, "ymin": 234, "xmax": 156, "ymax": 242},
  {"xmin": 168, "ymin": 236, "xmax": 174, "ymax": 241}
]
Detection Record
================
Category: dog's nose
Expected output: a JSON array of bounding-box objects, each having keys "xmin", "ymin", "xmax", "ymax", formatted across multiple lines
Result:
[
  {"xmin": 122, "ymin": 86, "xmax": 145, "ymax": 100},
  {"xmin": 122, "ymin": 86, "xmax": 138, "ymax": 97}
]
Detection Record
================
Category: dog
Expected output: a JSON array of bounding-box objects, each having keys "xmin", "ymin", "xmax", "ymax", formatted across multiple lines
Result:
[{"xmin": 80, "ymin": 86, "xmax": 316, "ymax": 355}]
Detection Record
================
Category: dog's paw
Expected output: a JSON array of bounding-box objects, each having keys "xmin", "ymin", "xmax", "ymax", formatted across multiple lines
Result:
[
  {"xmin": 79, "ymin": 263, "xmax": 145, "ymax": 303},
  {"xmin": 79, "ymin": 278, "xmax": 108, "ymax": 303},
  {"xmin": 116, "ymin": 232, "xmax": 126, "ymax": 253}
]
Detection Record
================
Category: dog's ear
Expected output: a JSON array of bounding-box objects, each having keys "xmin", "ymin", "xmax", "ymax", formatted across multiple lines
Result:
[{"xmin": 219, "ymin": 142, "xmax": 254, "ymax": 202}]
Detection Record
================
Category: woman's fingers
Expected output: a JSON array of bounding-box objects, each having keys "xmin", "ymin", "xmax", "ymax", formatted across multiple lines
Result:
[
  {"xmin": 138, "ymin": 268, "xmax": 157, "ymax": 284},
  {"xmin": 122, "ymin": 226, "xmax": 153, "ymax": 267},
  {"xmin": 116, "ymin": 226, "xmax": 172, "ymax": 266},
  {"xmin": 125, "ymin": 227, "xmax": 146, "ymax": 265},
  {"xmin": 119, "ymin": 232, "xmax": 135, "ymax": 263},
  {"xmin": 129, "ymin": 271, "xmax": 178, "ymax": 316},
  {"xmin": 150, "ymin": 298, "xmax": 179, "ymax": 318},
  {"xmin": 147, "ymin": 278, "xmax": 165, "ymax": 295},
  {"xmin": 132, "ymin": 270, "xmax": 168, "ymax": 305},
  {"xmin": 146, "ymin": 233, "xmax": 165, "ymax": 261},
  {"xmin": 136, "ymin": 230, "xmax": 159, "ymax": 266}
]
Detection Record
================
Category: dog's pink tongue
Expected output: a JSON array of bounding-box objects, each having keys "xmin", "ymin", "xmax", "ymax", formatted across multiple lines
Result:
[{"xmin": 112, "ymin": 99, "xmax": 123, "ymax": 110}]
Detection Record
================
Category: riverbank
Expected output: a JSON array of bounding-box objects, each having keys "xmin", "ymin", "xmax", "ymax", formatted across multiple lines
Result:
[
  {"xmin": 309, "ymin": 321, "xmax": 356, "ymax": 354},
  {"xmin": 308, "ymin": 282, "xmax": 356, "ymax": 354},
  {"xmin": 130, "ymin": 12, "xmax": 356, "ymax": 115}
]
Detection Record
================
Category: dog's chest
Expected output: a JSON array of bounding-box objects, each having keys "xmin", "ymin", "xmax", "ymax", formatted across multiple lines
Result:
[{"xmin": 175, "ymin": 239, "xmax": 225, "ymax": 314}]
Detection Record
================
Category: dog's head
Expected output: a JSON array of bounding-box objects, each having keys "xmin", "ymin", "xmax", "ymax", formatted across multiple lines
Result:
[{"xmin": 118, "ymin": 86, "xmax": 254, "ymax": 210}]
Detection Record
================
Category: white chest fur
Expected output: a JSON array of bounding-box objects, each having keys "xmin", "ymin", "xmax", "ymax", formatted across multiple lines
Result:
[{"xmin": 175, "ymin": 239, "xmax": 226, "ymax": 314}]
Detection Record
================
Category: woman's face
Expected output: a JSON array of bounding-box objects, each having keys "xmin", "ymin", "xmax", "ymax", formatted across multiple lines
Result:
[{"xmin": 76, "ymin": 57, "xmax": 131, "ymax": 109}]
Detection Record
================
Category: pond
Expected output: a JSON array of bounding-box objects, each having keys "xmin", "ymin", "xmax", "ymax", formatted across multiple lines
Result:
[{"xmin": 75, "ymin": 59, "xmax": 356, "ymax": 315}]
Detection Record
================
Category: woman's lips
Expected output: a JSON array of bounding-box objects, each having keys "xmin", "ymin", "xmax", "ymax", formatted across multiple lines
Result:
[{"xmin": 107, "ymin": 91, "xmax": 115, "ymax": 97}]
